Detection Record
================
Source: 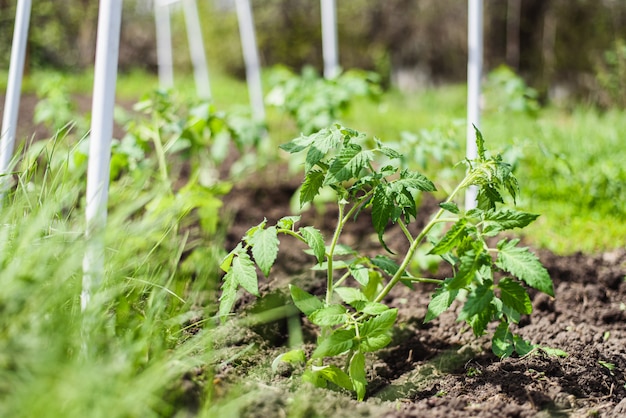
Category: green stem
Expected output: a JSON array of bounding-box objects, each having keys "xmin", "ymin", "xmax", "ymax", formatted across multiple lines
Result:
[
  {"xmin": 398, "ymin": 219, "xmax": 414, "ymax": 245},
  {"xmin": 374, "ymin": 178, "xmax": 469, "ymax": 303},
  {"xmin": 151, "ymin": 117, "xmax": 170, "ymax": 191},
  {"xmin": 326, "ymin": 202, "xmax": 346, "ymax": 305}
]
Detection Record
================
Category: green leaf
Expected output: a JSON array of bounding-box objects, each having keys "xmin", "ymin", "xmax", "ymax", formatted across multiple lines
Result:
[
  {"xmin": 513, "ymin": 335, "xmax": 536, "ymax": 357},
  {"xmin": 334, "ymin": 287, "xmax": 367, "ymax": 304},
  {"xmin": 250, "ymin": 226, "xmax": 279, "ymax": 277},
  {"xmin": 299, "ymin": 226, "xmax": 326, "ymax": 264},
  {"xmin": 360, "ymin": 333, "xmax": 392, "ymax": 352},
  {"xmin": 459, "ymin": 281, "xmax": 494, "ymax": 321},
  {"xmin": 349, "ymin": 264, "xmax": 370, "ymax": 286},
  {"xmin": 289, "ymin": 284, "xmax": 324, "ymax": 316},
  {"xmin": 492, "ymin": 322, "xmax": 514, "ymax": 358},
  {"xmin": 481, "ymin": 208, "xmax": 539, "ymax": 236},
  {"xmin": 395, "ymin": 169, "xmax": 436, "ymax": 192},
  {"xmin": 496, "ymin": 239, "xmax": 554, "ymax": 296},
  {"xmin": 231, "ymin": 252, "xmax": 259, "ymax": 296},
  {"xmin": 218, "ymin": 269, "xmax": 239, "ymax": 321},
  {"xmin": 429, "ymin": 219, "xmax": 468, "ymax": 255},
  {"xmin": 300, "ymin": 170, "xmax": 326, "ymax": 207},
  {"xmin": 447, "ymin": 247, "xmax": 487, "ymax": 290},
  {"xmin": 371, "ymin": 184, "xmax": 394, "ymax": 250},
  {"xmin": 277, "ymin": 215, "xmax": 300, "ymax": 230},
  {"xmin": 271, "ymin": 349, "xmax": 306, "ymax": 372},
  {"xmin": 219, "ymin": 243, "xmax": 242, "ymax": 272},
  {"xmin": 309, "ymin": 304, "xmax": 348, "ymax": 326},
  {"xmin": 370, "ymin": 255, "xmax": 399, "ymax": 276},
  {"xmin": 349, "ymin": 352, "xmax": 367, "ymax": 401},
  {"xmin": 539, "ymin": 346, "xmax": 568, "ymax": 358},
  {"xmin": 313, "ymin": 329, "xmax": 355, "ymax": 358},
  {"xmin": 358, "ymin": 301, "xmax": 389, "ymax": 315},
  {"xmin": 305, "ymin": 128, "xmax": 343, "ymax": 171},
  {"xmin": 474, "ymin": 125, "xmax": 486, "ymax": 160},
  {"xmin": 280, "ymin": 133, "xmax": 315, "ymax": 153},
  {"xmin": 498, "ymin": 277, "xmax": 532, "ymax": 315},
  {"xmin": 439, "ymin": 202, "xmax": 460, "ymax": 214},
  {"xmin": 425, "ymin": 283, "xmax": 459, "ymax": 323},
  {"xmin": 324, "ymin": 144, "xmax": 374, "ymax": 185},
  {"xmin": 359, "ymin": 309, "xmax": 398, "ymax": 342},
  {"xmin": 316, "ymin": 365, "xmax": 354, "ymax": 392}
]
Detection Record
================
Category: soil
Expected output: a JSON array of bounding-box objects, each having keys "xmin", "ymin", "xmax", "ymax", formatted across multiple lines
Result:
[{"xmin": 219, "ymin": 171, "xmax": 626, "ymax": 418}]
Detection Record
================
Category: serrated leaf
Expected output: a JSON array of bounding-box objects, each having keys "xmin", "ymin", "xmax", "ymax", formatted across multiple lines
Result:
[
  {"xmin": 349, "ymin": 352, "xmax": 367, "ymax": 401},
  {"xmin": 370, "ymin": 255, "xmax": 399, "ymax": 276},
  {"xmin": 271, "ymin": 349, "xmax": 306, "ymax": 372},
  {"xmin": 448, "ymin": 247, "xmax": 489, "ymax": 290},
  {"xmin": 356, "ymin": 301, "xmax": 389, "ymax": 315},
  {"xmin": 313, "ymin": 329, "xmax": 355, "ymax": 358},
  {"xmin": 513, "ymin": 335, "xmax": 536, "ymax": 356},
  {"xmin": 250, "ymin": 226, "xmax": 279, "ymax": 277},
  {"xmin": 230, "ymin": 252, "xmax": 259, "ymax": 296},
  {"xmin": 539, "ymin": 346, "xmax": 568, "ymax": 358},
  {"xmin": 492, "ymin": 322, "xmax": 514, "ymax": 358},
  {"xmin": 334, "ymin": 287, "xmax": 367, "ymax": 304},
  {"xmin": 309, "ymin": 304, "xmax": 348, "ymax": 326},
  {"xmin": 459, "ymin": 281, "xmax": 494, "ymax": 321},
  {"xmin": 277, "ymin": 215, "xmax": 301, "ymax": 230},
  {"xmin": 476, "ymin": 185, "xmax": 503, "ymax": 211},
  {"xmin": 300, "ymin": 170, "xmax": 325, "ymax": 207},
  {"xmin": 429, "ymin": 219, "xmax": 468, "ymax": 255},
  {"xmin": 316, "ymin": 365, "xmax": 354, "ymax": 391},
  {"xmin": 378, "ymin": 145, "xmax": 402, "ymax": 160},
  {"xmin": 425, "ymin": 284, "xmax": 459, "ymax": 323},
  {"xmin": 290, "ymin": 284, "xmax": 324, "ymax": 316},
  {"xmin": 280, "ymin": 133, "xmax": 315, "ymax": 153},
  {"xmin": 482, "ymin": 208, "xmax": 539, "ymax": 236},
  {"xmin": 324, "ymin": 144, "xmax": 374, "ymax": 185},
  {"xmin": 219, "ymin": 243, "xmax": 243, "ymax": 272},
  {"xmin": 360, "ymin": 309, "xmax": 397, "ymax": 339},
  {"xmin": 396, "ymin": 169, "xmax": 436, "ymax": 192},
  {"xmin": 371, "ymin": 184, "xmax": 394, "ymax": 251},
  {"xmin": 349, "ymin": 264, "xmax": 370, "ymax": 286},
  {"xmin": 218, "ymin": 269, "xmax": 239, "ymax": 321},
  {"xmin": 305, "ymin": 128, "xmax": 343, "ymax": 171},
  {"xmin": 496, "ymin": 239, "xmax": 554, "ymax": 296},
  {"xmin": 300, "ymin": 226, "xmax": 326, "ymax": 264},
  {"xmin": 498, "ymin": 277, "xmax": 532, "ymax": 315},
  {"xmin": 468, "ymin": 303, "xmax": 496, "ymax": 336},
  {"xmin": 474, "ymin": 125, "xmax": 486, "ymax": 160},
  {"xmin": 360, "ymin": 333, "xmax": 392, "ymax": 352},
  {"xmin": 439, "ymin": 202, "xmax": 460, "ymax": 214}
]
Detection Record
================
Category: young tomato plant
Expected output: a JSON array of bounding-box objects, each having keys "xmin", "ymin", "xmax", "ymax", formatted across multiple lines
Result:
[{"xmin": 219, "ymin": 124, "xmax": 554, "ymax": 400}]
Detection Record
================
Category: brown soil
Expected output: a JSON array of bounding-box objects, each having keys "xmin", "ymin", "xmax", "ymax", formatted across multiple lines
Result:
[{"xmin": 219, "ymin": 172, "xmax": 626, "ymax": 418}]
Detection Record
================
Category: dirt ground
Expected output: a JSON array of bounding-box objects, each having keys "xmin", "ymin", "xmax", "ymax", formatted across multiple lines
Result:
[{"xmin": 220, "ymin": 173, "xmax": 626, "ymax": 418}]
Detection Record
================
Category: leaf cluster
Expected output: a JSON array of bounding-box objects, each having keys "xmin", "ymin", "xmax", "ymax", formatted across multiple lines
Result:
[
  {"xmin": 266, "ymin": 66, "xmax": 381, "ymax": 134},
  {"xmin": 219, "ymin": 125, "xmax": 555, "ymax": 399}
]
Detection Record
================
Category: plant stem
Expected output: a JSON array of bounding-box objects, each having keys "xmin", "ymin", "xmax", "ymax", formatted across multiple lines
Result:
[
  {"xmin": 151, "ymin": 116, "xmax": 170, "ymax": 191},
  {"xmin": 374, "ymin": 178, "xmax": 469, "ymax": 303},
  {"xmin": 326, "ymin": 201, "xmax": 346, "ymax": 305}
]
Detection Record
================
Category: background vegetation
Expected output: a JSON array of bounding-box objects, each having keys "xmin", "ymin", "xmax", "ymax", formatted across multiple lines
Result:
[{"xmin": 2, "ymin": 0, "xmax": 626, "ymax": 106}]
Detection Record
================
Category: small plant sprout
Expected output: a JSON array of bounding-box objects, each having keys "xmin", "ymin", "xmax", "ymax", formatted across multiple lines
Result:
[{"xmin": 219, "ymin": 124, "xmax": 554, "ymax": 400}]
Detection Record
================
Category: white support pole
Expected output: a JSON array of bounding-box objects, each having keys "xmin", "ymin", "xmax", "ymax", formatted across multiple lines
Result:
[
  {"xmin": 182, "ymin": 0, "xmax": 211, "ymax": 99},
  {"xmin": 235, "ymin": 0, "xmax": 265, "ymax": 121},
  {"xmin": 320, "ymin": 0, "xmax": 339, "ymax": 79},
  {"xmin": 465, "ymin": 0, "xmax": 483, "ymax": 210},
  {"xmin": 155, "ymin": 1, "xmax": 175, "ymax": 89},
  {"xmin": 82, "ymin": 0, "xmax": 123, "ymax": 312},
  {"xmin": 0, "ymin": 0, "xmax": 32, "ymax": 184}
]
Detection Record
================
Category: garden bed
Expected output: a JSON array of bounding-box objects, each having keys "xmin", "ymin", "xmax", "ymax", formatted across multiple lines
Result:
[{"xmin": 217, "ymin": 174, "xmax": 626, "ymax": 418}]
